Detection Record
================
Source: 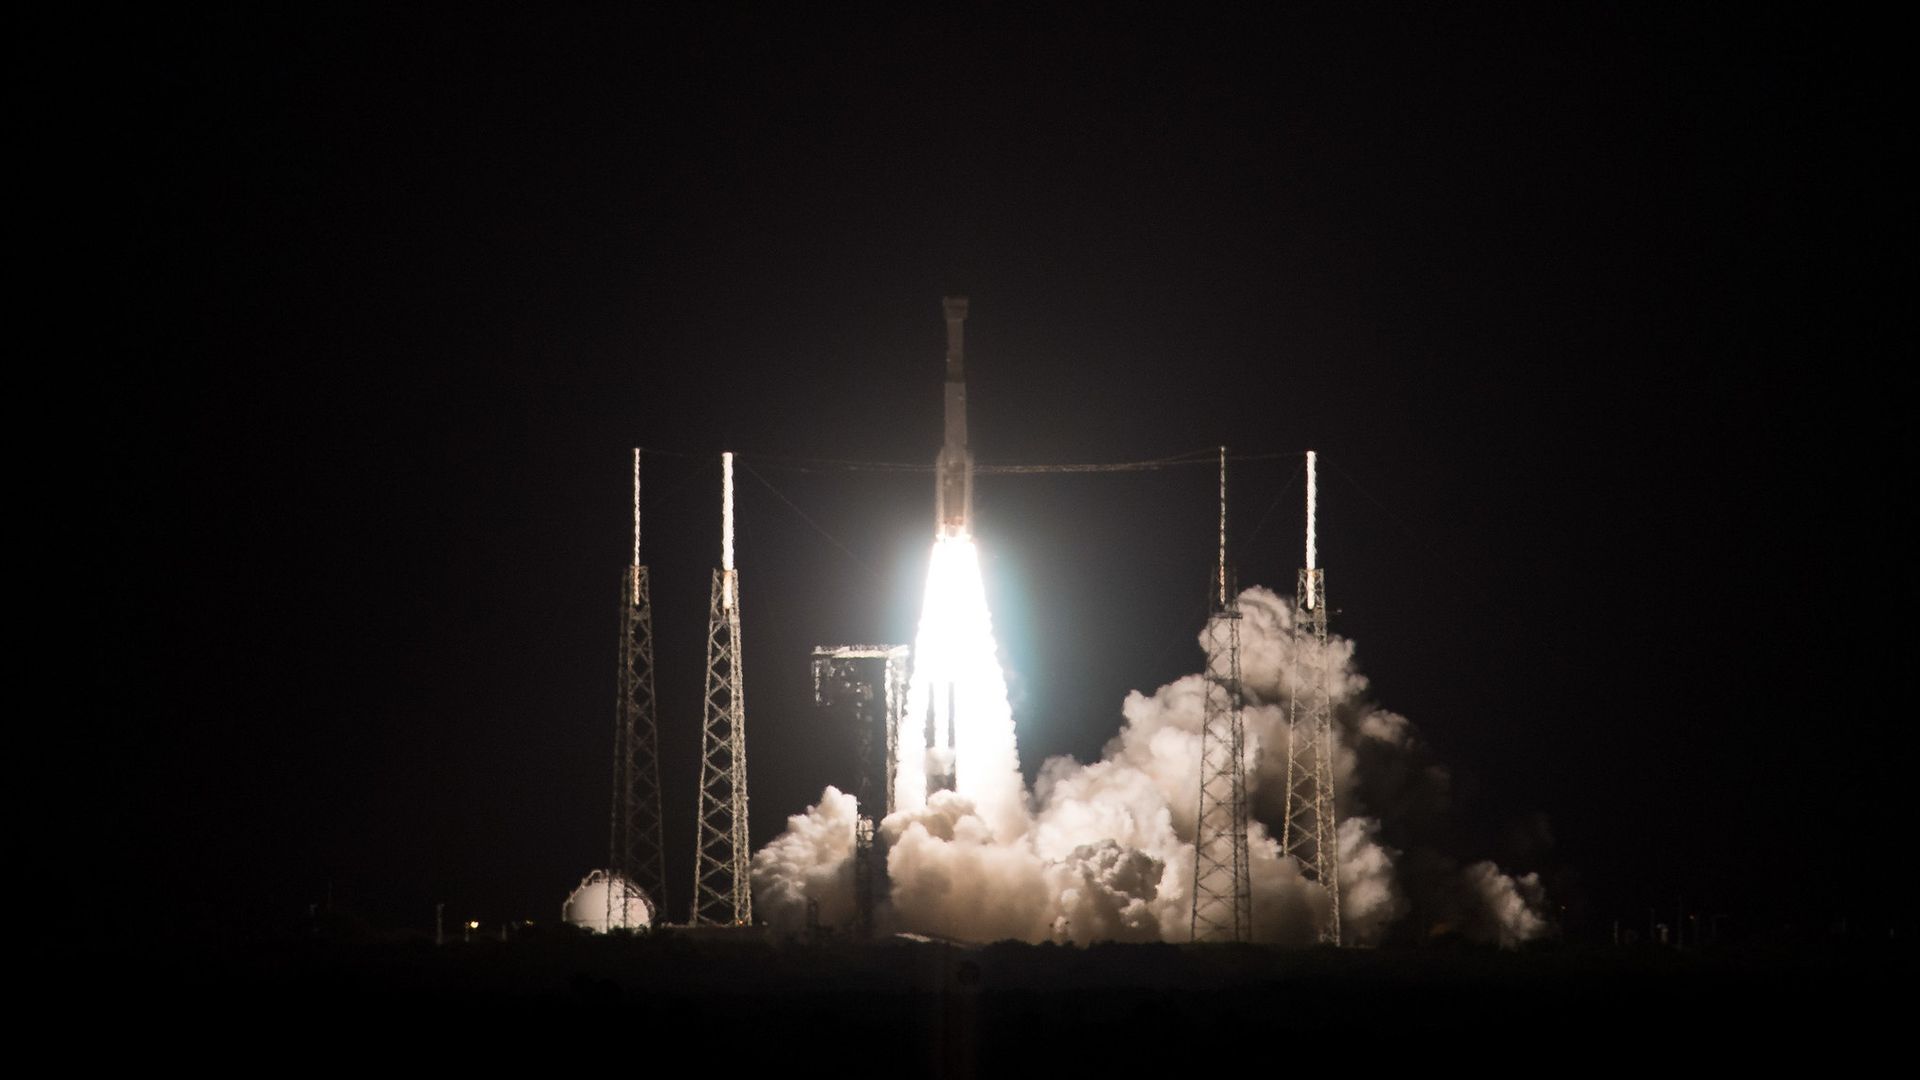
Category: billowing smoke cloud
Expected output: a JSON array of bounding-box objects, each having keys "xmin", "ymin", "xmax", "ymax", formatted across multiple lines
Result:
[
  {"xmin": 751, "ymin": 785, "xmax": 860, "ymax": 931},
  {"xmin": 1459, "ymin": 861, "xmax": 1549, "ymax": 947},
  {"xmin": 751, "ymin": 584, "xmax": 1551, "ymax": 947}
]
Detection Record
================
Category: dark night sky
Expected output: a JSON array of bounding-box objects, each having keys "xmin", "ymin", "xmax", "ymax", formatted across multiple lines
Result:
[{"xmin": 60, "ymin": 7, "xmax": 1898, "ymax": 937}]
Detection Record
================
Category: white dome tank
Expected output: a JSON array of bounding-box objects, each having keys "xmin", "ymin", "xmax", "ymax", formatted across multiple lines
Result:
[{"xmin": 563, "ymin": 869, "xmax": 655, "ymax": 932}]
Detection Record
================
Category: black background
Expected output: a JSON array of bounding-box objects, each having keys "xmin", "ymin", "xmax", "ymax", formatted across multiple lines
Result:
[{"xmin": 52, "ymin": 6, "xmax": 1898, "ymax": 939}]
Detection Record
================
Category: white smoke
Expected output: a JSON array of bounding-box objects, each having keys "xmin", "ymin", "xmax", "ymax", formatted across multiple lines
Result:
[
  {"xmin": 755, "ymin": 580, "xmax": 1551, "ymax": 947},
  {"xmin": 749, "ymin": 785, "xmax": 860, "ymax": 931},
  {"xmin": 1456, "ymin": 861, "xmax": 1550, "ymax": 947},
  {"xmin": 1337, "ymin": 816, "xmax": 1408, "ymax": 942},
  {"xmin": 883, "ymin": 792, "xmax": 1054, "ymax": 941}
]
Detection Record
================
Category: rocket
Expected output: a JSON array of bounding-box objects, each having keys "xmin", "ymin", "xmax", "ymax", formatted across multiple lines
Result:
[{"xmin": 936, "ymin": 296, "xmax": 973, "ymax": 537}]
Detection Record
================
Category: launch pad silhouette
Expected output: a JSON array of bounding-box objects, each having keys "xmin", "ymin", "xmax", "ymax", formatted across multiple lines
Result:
[{"xmin": 577, "ymin": 298, "xmax": 1343, "ymax": 944}]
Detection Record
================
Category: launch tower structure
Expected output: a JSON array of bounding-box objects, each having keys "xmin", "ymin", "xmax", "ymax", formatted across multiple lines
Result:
[
  {"xmin": 1191, "ymin": 447, "xmax": 1253, "ymax": 942},
  {"xmin": 1281, "ymin": 450, "xmax": 1342, "ymax": 944},
  {"xmin": 810, "ymin": 645, "xmax": 910, "ymax": 817},
  {"xmin": 811, "ymin": 644, "xmax": 909, "ymax": 937},
  {"xmin": 692, "ymin": 452, "xmax": 752, "ymax": 925},
  {"xmin": 609, "ymin": 449, "xmax": 666, "ymax": 928}
]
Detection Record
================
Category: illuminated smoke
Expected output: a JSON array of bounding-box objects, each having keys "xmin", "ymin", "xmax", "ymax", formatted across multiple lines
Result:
[
  {"xmin": 752, "ymin": 576, "xmax": 1551, "ymax": 947},
  {"xmin": 1460, "ymin": 861, "xmax": 1549, "ymax": 947},
  {"xmin": 751, "ymin": 785, "xmax": 860, "ymax": 931}
]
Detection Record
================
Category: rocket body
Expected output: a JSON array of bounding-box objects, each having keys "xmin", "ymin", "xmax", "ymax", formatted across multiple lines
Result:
[{"xmin": 936, "ymin": 296, "xmax": 973, "ymax": 538}]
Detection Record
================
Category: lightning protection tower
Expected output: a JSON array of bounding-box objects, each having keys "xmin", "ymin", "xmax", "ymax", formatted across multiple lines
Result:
[
  {"xmin": 1281, "ymin": 450, "xmax": 1341, "ymax": 944},
  {"xmin": 692, "ymin": 452, "xmax": 752, "ymax": 925},
  {"xmin": 609, "ymin": 449, "xmax": 667, "ymax": 929},
  {"xmin": 1191, "ymin": 446, "xmax": 1253, "ymax": 942}
]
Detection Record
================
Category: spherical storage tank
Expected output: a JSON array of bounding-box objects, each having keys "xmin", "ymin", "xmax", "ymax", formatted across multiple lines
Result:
[{"xmin": 563, "ymin": 869, "xmax": 654, "ymax": 932}]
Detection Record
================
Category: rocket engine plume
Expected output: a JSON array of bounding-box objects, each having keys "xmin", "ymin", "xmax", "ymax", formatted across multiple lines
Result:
[{"xmin": 896, "ymin": 533, "xmax": 1027, "ymax": 840}]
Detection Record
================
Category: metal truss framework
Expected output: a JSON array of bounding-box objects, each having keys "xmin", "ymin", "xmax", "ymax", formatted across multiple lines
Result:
[
  {"xmin": 1191, "ymin": 447, "xmax": 1253, "ymax": 942},
  {"xmin": 605, "ymin": 449, "xmax": 664, "ymax": 931},
  {"xmin": 810, "ymin": 645, "xmax": 910, "ymax": 818},
  {"xmin": 1281, "ymin": 451, "xmax": 1341, "ymax": 945},
  {"xmin": 852, "ymin": 815, "xmax": 877, "ymax": 937},
  {"xmin": 811, "ymin": 644, "xmax": 908, "ymax": 937},
  {"xmin": 692, "ymin": 454, "xmax": 752, "ymax": 925},
  {"xmin": 608, "ymin": 561, "xmax": 666, "ymax": 929}
]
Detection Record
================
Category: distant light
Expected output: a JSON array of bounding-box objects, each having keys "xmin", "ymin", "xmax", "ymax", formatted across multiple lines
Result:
[{"xmin": 467, "ymin": 920, "xmax": 480, "ymax": 930}]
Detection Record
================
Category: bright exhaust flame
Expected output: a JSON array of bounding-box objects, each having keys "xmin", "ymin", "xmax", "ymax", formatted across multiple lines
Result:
[{"xmin": 896, "ymin": 534, "xmax": 1027, "ymax": 840}]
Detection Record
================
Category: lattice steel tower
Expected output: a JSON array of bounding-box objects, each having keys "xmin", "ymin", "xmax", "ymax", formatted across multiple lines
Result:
[
  {"xmin": 692, "ymin": 451, "xmax": 752, "ymax": 925},
  {"xmin": 1281, "ymin": 450, "xmax": 1341, "ymax": 944},
  {"xmin": 609, "ymin": 448, "xmax": 666, "ymax": 928},
  {"xmin": 1191, "ymin": 446, "xmax": 1253, "ymax": 942}
]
